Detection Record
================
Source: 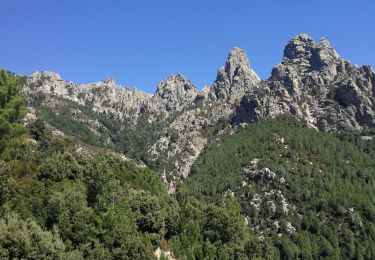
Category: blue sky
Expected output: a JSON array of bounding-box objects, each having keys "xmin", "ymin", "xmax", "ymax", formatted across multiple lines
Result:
[{"xmin": 0, "ymin": 0, "xmax": 374, "ymax": 93}]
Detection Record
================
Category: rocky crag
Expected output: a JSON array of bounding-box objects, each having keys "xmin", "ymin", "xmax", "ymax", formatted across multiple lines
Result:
[
  {"xmin": 21, "ymin": 34, "xmax": 375, "ymax": 188},
  {"xmin": 235, "ymin": 34, "xmax": 375, "ymax": 132}
]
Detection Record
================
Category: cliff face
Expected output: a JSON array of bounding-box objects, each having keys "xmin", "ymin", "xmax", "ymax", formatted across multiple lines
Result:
[
  {"xmin": 21, "ymin": 34, "xmax": 375, "ymax": 186},
  {"xmin": 235, "ymin": 34, "xmax": 375, "ymax": 132}
]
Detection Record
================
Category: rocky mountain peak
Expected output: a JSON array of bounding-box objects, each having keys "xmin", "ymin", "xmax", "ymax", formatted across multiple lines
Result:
[
  {"xmin": 270, "ymin": 35, "xmax": 344, "ymax": 92},
  {"xmin": 317, "ymin": 37, "xmax": 332, "ymax": 49},
  {"xmin": 283, "ymin": 34, "xmax": 315, "ymax": 60},
  {"xmin": 30, "ymin": 71, "xmax": 62, "ymax": 82},
  {"xmin": 211, "ymin": 48, "xmax": 260, "ymax": 103},
  {"xmin": 216, "ymin": 47, "xmax": 260, "ymax": 85},
  {"xmin": 237, "ymin": 34, "xmax": 375, "ymax": 132},
  {"xmin": 155, "ymin": 74, "xmax": 196, "ymax": 97},
  {"xmin": 226, "ymin": 47, "xmax": 252, "ymax": 77},
  {"xmin": 102, "ymin": 77, "xmax": 116, "ymax": 87},
  {"xmin": 312, "ymin": 38, "xmax": 340, "ymax": 70},
  {"xmin": 281, "ymin": 34, "xmax": 341, "ymax": 71}
]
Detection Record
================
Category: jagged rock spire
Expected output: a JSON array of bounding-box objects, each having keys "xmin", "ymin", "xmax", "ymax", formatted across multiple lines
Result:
[
  {"xmin": 313, "ymin": 37, "xmax": 340, "ymax": 69},
  {"xmin": 271, "ymin": 34, "xmax": 344, "ymax": 86},
  {"xmin": 211, "ymin": 47, "xmax": 260, "ymax": 103},
  {"xmin": 281, "ymin": 34, "xmax": 341, "ymax": 70},
  {"xmin": 216, "ymin": 47, "xmax": 260, "ymax": 84},
  {"xmin": 283, "ymin": 34, "xmax": 315, "ymax": 60}
]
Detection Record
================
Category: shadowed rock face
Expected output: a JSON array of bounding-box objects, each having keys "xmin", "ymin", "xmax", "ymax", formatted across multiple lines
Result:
[
  {"xmin": 283, "ymin": 34, "xmax": 316, "ymax": 60},
  {"xmin": 21, "ymin": 34, "xmax": 375, "ymax": 185}
]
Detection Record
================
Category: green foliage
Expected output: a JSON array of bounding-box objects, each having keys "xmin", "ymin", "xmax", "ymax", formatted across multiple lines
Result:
[
  {"xmin": 171, "ymin": 192, "xmax": 272, "ymax": 259},
  {"xmin": 185, "ymin": 116, "xmax": 375, "ymax": 259},
  {"xmin": 0, "ymin": 70, "xmax": 166, "ymax": 258},
  {"xmin": 36, "ymin": 96, "xmax": 180, "ymax": 172},
  {"xmin": 45, "ymin": 181, "xmax": 94, "ymax": 247},
  {"xmin": 0, "ymin": 70, "xmax": 26, "ymax": 161},
  {"xmin": 1, "ymin": 107, "xmax": 270, "ymax": 258},
  {"xmin": 39, "ymin": 106, "xmax": 100, "ymax": 146},
  {"xmin": 28, "ymin": 118, "xmax": 47, "ymax": 141},
  {"xmin": 0, "ymin": 112, "xmax": 170, "ymax": 258},
  {"xmin": 38, "ymin": 152, "xmax": 83, "ymax": 182},
  {"xmin": 101, "ymin": 112, "xmax": 175, "ymax": 171},
  {"xmin": 94, "ymin": 180, "xmax": 155, "ymax": 259},
  {"xmin": 127, "ymin": 189, "xmax": 165, "ymax": 242},
  {"xmin": 0, "ymin": 212, "xmax": 81, "ymax": 259},
  {"xmin": 172, "ymin": 220, "xmax": 217, "ymax": 260},
  {"xmin": 0, "ymin": 70, "xmax": 28, "ymax": 208}
]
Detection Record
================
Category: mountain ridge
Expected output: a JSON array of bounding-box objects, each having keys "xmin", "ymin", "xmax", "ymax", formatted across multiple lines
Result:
[
  {"xmin": 19, "ymin": 34, "xmax": 375, "ymax": 189},
  {"xmin": 22, "ymin": 34, "xmax": 374, "ymax": 104}
]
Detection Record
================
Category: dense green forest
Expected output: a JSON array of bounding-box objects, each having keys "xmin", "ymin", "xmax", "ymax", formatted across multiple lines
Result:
[
  {"xmin": 185, "ymin": 117, "xmax": 375, "ymax": 259},
  {"xmin": 1, "ymin": 70, "xmax": 375, "ymax": 259}
]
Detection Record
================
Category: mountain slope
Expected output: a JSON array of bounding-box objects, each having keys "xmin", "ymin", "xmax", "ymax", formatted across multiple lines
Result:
[{"xmin": 184, "ymin": 116, "xmax": 375, "ymax": 259}]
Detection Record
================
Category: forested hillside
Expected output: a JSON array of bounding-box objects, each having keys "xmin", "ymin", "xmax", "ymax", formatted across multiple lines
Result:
[
  {"xmin": 185, "ymin": 117, "xmax": 375, "ymax": 259},
  {"xmin": 0, "ymin": 70, "xmax": 275, "ymax": 259}
]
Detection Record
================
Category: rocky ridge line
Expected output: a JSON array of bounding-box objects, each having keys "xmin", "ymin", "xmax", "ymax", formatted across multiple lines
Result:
[{"xmin": 20, "ymin": 34, "xmax": 375, "ymax": 188}]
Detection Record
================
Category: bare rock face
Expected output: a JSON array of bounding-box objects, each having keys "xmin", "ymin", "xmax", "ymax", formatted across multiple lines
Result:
[
  {"xmin": 153, "ymin": 74, "xmax": 197, "ymax": 112},
  {"xmin": 30, "ymin": 71, "xmax": 63, "ymax": 81},
  {"xmin": 212, "ymin": 47, "xmax": 260, "ymax": 103},
  {"xmin": 235, "ymin": 34, "xmax": 375, "ymax": 132},
  {"xmin": 219, "ymin": 47, "xmax": 260, "ymax": 85},
  {"xmin": 22, "ymin": 71, "xmax": 153, "ymax": 123}
]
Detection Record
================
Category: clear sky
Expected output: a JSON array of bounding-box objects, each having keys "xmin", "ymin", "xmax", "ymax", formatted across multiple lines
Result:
[{"xmin": 0, "ymin": 0, "xmax": 374, "ymax": 93}]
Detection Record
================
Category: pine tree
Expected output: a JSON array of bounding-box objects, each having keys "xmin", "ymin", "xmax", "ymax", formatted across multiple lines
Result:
[{"xmin": 0, "ymin": 70, "xmax": 26, "ymax": 160}]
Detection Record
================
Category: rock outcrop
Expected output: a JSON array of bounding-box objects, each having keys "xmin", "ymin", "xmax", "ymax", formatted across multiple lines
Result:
[
  {"xmin": 235, "ymin": 34, "xmax": 375, "ymax": 132},
  {"xmin": 153, "ymin": 74, "xmax": 197, "ymax": 112},
  {"xmin": 212, "ymin": 47, "xmax": 260, "ymax": 102}
]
